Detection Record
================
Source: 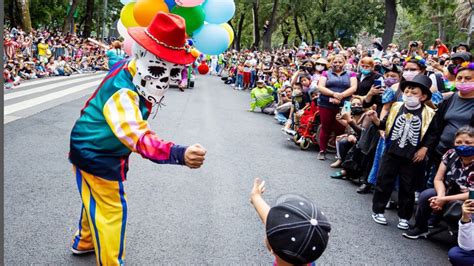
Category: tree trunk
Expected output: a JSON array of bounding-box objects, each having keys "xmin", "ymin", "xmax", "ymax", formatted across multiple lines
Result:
[
  {"xmin": 382, "ymin": 0, "xmax": 397, "ymax": 48},
  {"xmin": 294, "ymin": 14, "xmax": 303, "ymax": 46},
  {"xmin": 262, "ymin": 0, "xmax": 279, "ymax": 51},
  {"xmin": 16, "ymin": 0, "xmax": 32, "ymax": 33},
  {"xmin": 303, "ymin": 14, "xmax": 314, "ymax": 45},
  {"xmin": 63, "ymin": 0, "xmax": 80, "ymax": 34},
  {"xmin": 236, "ymin": 13, "xmax": 245, "ymax": 51},
  {"xmin": 251, "ymin": 0, "xmax": 260, "ymax": 50},
  {"xmin": 281, "ymin": 20, "xmax": 290, "ymax": 47},
  {"xmin": 83, "ymin": 0, "xmax": 95, "ymax": 37}
]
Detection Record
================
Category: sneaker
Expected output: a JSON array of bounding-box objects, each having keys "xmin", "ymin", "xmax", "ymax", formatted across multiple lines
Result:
[
  {"xmin": 317, "ymin": 152, "xmax": 326, "ymax": 161},
  {"xmin": 372, "ymin": 213, "xmax": 388, "ymax": 225},
  {"xmin": 284, "ymin": 128, "xmax": 296, "ymax": 136},
  {"xmin": 296, "ymin": 137, "xmax": 303, "ymax": 144},
  {"xmin": 397, "ymin": 219, "xmax": 409, "ymax": 230},
  {"xmin": 402, "ymin": 227, "xmax": 428, "ymax": 239},
  {"xmin": 71, "ymin": 247, "xmax": 95, "ymax": 255}
]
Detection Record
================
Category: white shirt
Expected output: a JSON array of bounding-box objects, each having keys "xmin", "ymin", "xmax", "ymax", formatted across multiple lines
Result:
[{"xmin": 458, "ymin": 220, "xmax": 474, "ymax": 251}]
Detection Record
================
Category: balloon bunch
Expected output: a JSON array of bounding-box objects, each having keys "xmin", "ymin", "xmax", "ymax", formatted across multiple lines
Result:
[{"xmin": 118, "ymin": 0, "xmax": 235, "ymax": 56}]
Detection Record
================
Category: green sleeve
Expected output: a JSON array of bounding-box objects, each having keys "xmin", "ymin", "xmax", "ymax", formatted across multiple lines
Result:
[{"xmin": 250, "ymin": 89, "xmax": 256, "ymax": 111}]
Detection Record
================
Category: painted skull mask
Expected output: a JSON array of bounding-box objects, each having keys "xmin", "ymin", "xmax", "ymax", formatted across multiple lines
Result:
[{"xmin": 132, "ymin": 43, "xmax": 185, "ymax": 104}]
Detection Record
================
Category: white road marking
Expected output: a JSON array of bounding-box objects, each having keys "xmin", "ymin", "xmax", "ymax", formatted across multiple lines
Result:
[
  {"xmin": 4, "ymin": 80, "xmax": 100, "ymax": 115},
  {"xmin": 8, "ymin": 73, "xmax": 103, "ymax": 89},
  {"xmin": 4, "ymin": 75, "xmax": 104, "ymax": 101}
]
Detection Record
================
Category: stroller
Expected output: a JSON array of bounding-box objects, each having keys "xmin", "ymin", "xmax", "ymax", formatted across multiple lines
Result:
[{"xmin": 293, "ymin": 100, "xmax": 320, "ymax": 150}]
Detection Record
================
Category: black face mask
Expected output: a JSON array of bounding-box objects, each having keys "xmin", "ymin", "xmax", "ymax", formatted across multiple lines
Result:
[{"xmin": 351, "ymin": 107, "xmax": 364, "ymax": 115}]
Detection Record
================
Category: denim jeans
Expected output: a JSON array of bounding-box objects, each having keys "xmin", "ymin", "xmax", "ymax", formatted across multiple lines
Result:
[
  {"xmin": 236, "ymin": 74, "xmax": 243, "ymax": 88},
  {"xmin": 275, "ymin": 112, "xmax": 288, "ymax": 125}
]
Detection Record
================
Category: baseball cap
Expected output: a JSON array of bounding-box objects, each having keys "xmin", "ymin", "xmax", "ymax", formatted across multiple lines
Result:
[{"xmin": 266, "ymin": 194, "xmax": 331, "ymax": 265}]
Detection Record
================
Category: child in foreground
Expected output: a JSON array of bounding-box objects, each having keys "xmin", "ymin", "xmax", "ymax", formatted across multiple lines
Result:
[{"xmin": 250, "ymin": 178, "xmax": 331, "ymax": 265}]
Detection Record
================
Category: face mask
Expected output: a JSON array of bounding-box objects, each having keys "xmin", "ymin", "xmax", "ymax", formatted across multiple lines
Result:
[
  {"xmin": 456, "ymin": 82, "xmax": 474, "ymax": 94},
  {"xmin": 360, "ymin": 69, "xmax": 371, "ymax": 75},
  {"xmin": 402, "ymin": 71, "xmax": 419, "ymax": 81},
  {"xmin": 351, "ymin": 107, "xmax": 364, "ymax": 115},
  {"xmin": 332, "ymin": 65, "xmax": 343, "ymax": 72},
  {"xmin": 402, "ymin": 94, "xmax": 421, "ymax": 109},
  {"xmin": 384, "ymin": 77, "xmax": 399, "ymax": 87},
  {"xmin": 454, "ymin": 145, "xmax": 474, "ymax": 157},
  {"xmin": 132, "ymin": 43, "xmax": 184, "ymax": 104},
  {"xmin": 315, "ymin": 65, "xmax": 325, "ymax": 72}
]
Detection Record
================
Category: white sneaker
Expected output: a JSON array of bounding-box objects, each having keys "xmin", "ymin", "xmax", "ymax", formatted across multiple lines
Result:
[
  {"xmin": 372, "ymin": 213, "xmax": 388, "ymax": 225},
  {"xmin": 71, "ymin": 247, "xmax": 95, "ymax": 255},
  {"xmin": 397, "ymin": 219, "xmax": 409, "ymax": 230},
  {"xmin": 297, "ymin": 137, "xmax": 303, "ymax": 144},
  {"xmin": 284, "ymin": 128, "xmax": 296, "ymax": 136}
]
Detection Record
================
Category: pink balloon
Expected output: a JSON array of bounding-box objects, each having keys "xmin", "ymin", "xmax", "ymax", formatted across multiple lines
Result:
[
  {"xmin": 175, "ymin": 0, "xmax": 204, "ymax": 7},
  {"xmin": 123, "ymin": 37, "xmax": 134, "ymax": 56}
]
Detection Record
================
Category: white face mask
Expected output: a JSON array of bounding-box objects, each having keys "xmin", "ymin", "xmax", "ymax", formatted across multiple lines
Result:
[
  {"xmin": 132, "ymin": 43, "xmax": 184, "ymax": 104},
  {"xmin": 315, "ymin": 65, "xmax": 325, "ymax": 72},
  {"xmin": 402, "ymin": 94, "xmax": 421, "ymax": 109},
  {"xmin": 402, "ymin": 70, "xmax": 419, "ymax": 81}
]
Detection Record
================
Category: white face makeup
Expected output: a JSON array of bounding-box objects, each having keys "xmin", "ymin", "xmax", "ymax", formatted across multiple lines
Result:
[{"xmin": 132, "ymin": 43, "xmax": 185, "ymax": 104}]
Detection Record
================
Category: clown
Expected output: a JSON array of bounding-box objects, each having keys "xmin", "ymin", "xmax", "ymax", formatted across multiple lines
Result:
[{"xmin": 68, "ymin": 12, "xmax": 206, "ymax": 265}]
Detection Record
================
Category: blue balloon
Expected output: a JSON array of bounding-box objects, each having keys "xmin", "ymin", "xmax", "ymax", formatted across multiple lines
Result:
[
  {"xmin": 193, "ymin": 24, "xmax": 230, "ymax": 55},
  {"xmin": 202, "ymin": 0, "xmax": 235, "ymax": 24},
  {"xmin": 164, "ymin": 0, "xmax": 176, "ymax": 10}
]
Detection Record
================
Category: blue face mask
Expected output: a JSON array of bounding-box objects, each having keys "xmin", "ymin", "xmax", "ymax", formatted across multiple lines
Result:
[
  {"xmin": 454, "ymin": 145, "xmax": 474, "ymax": 157},
  {"xmin": 360, "ymin": 69, "xmax": 371, "ymax": 75}
]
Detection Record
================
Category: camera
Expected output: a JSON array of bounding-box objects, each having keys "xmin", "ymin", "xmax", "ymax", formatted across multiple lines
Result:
[{"xmin": 410, "ymin": 41, "xmax": 418, "ymax": 48}]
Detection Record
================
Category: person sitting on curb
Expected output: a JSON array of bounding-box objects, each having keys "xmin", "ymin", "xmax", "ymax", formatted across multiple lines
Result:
[
  {"xmin": 249, "ymin": 79, "xmax": 276, "ymax": 114},
  {"xmin": 250, "ymin": 178, "xmax": 331, "ymax": 266},
  {"xmin": 448, "ymin": 199, "xmax": 474, "ymax": 266}
]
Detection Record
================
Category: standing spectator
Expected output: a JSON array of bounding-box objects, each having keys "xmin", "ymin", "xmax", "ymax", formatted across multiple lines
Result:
[
  {"xmin": 433, "ymin": 39, "xmax": 449, "ymax": 57},
  {"xmin": 317, "ymin": 54, "xmax": 357, "ymax": 160},
  {"xmin": 106, "ymin": 41, "xmax": 126, "ymax": 69},
  {"xmin": 37, "ymin": 38, "xmax": 49, "ymax": 63},
  {"xmin": 369, "ymin": 75, "xmax": 437, "ymax": 230}
]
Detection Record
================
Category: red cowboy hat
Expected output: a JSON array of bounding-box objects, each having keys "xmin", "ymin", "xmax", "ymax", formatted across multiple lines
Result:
[{"xmin": 128, "ymin": 12, "xmax": 196, "ymax": 65}]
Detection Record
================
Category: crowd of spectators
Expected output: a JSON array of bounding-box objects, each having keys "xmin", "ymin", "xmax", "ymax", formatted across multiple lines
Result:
[
  {"xmin": 214, "ymin": 38, "xmax": 474, "ymax": 265},
  {"xmin": 3, "ymin": 27, "xmax": 114, "ymax": 89}
]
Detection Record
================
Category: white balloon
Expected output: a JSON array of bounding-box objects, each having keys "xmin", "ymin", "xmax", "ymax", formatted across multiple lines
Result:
[
  {"xmin": 120, "ymin": 0, "xmax": 136, "ymax": 5},
  {"xmin": 117, "ymin": 19, "xmax": 131, "ymax": 39}
]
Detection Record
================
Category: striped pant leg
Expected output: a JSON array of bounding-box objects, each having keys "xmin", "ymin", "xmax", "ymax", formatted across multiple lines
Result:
[
  {"xmin": 73, "ymin": 166, "xmax": 127, "ymax": 266},
  {"xmin": 72, "ymin": 203, "xmax": 94, "ymax": 251}
]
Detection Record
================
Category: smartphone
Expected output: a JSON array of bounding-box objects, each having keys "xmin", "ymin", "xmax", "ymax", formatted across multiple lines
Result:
[
  {"xmin": 374, "ymin": 79, "xmax": 382, "ymax": 87},
  {"xmin": 427, "ymin": 50, "xmax": 437, "ymax": 55},
  {"xmin": 469, "ymin": 189, "xmax": 474, "ymax": 200},
  {"xmin": 343, "ymin": 101, "xmax": 351, "ymax": 113}
]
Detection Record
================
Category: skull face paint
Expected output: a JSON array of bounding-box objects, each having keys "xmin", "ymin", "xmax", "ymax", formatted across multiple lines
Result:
[{"xmin": 132, "ymin": 43, "xmax": 185, "ymax": 104}]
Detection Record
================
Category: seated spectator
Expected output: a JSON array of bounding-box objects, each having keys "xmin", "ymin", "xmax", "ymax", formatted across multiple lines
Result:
[
  {"xmin": 274, "ymin": 84, "xmax": 293, "ymax": 125},
  {"xmin": 403, "ymin": 126, "xmax": 473, "ymax": 239},
  {"xmin": 282, "ymin": 83, "xmax": 311, "ymax": 135},
  {"xmin": 250, "ymin": 178, "xmax": 331, "ymax": 266},
  {"xmin": 249, "ymin": 79, "xmax": 276, "ymax": 114},
  {"xmin": 329, "ymin": 96, "xmax": 370, "ymax": 179},
  {"xmin": 4, "ymin": 64, "xmax": 20, "ymax": 89},
  {"xmin": 448, "ymin": 199, "xmax": 474, "ymax": 266}
]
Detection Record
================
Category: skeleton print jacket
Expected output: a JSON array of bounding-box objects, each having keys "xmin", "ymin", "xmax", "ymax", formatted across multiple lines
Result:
[
  {"xmin": 69, "ymin": 59, "xmax": 187, "ymax": 181},
  {"xmin": 378, "ymin": 102, "xmax": 437, "ymax": 159}
]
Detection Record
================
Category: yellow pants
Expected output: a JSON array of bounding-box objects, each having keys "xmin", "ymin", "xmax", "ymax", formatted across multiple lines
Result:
[{"xmin": 72, "ymin": 166, "xmax": 127, "ymax": 266}]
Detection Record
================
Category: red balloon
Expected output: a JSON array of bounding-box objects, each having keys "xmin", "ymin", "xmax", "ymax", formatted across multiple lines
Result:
[{"xmin": 198, "ymin": 63, "xmax": 209, "ymax": 75}]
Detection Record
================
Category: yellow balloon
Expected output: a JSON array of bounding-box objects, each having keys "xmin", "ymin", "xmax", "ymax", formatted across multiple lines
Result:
[
  {"xmin": 221, "ymin": 23, "xmax": 234, "ymax": 44},
  {"xmin": 120, "ymin": 2, "xmax": 140, "ymax": 28}
]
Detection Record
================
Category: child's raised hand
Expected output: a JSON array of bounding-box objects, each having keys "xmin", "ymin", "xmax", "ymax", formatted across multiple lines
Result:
[{"xmin": 251, "ymin": 178, "xmax": 266, "ymax": 200}]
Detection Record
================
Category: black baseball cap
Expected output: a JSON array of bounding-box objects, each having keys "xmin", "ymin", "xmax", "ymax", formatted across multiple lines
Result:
[{"xmin": 266, "ymin": 194, "xmax": 331, "ymax": 264}]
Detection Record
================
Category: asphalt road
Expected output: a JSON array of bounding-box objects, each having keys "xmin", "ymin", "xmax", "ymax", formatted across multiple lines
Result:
[{"xmin": 4, "ymin": 74, "xmax": 455, "ymax": 265}]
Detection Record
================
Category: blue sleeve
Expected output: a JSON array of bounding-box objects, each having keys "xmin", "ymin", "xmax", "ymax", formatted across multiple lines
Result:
[
  {"xmin": 382, "ymin": 87, "xmax": 395, "ymax": 104},
  {"xmin": 151, "ymin": 144, "xmax": 188, "ymax": 165}
]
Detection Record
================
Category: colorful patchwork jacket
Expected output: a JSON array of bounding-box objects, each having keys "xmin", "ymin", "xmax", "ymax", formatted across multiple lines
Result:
[{"xmin": 69, "ymin": 59, "xmax": 187, "ymax": 181}]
